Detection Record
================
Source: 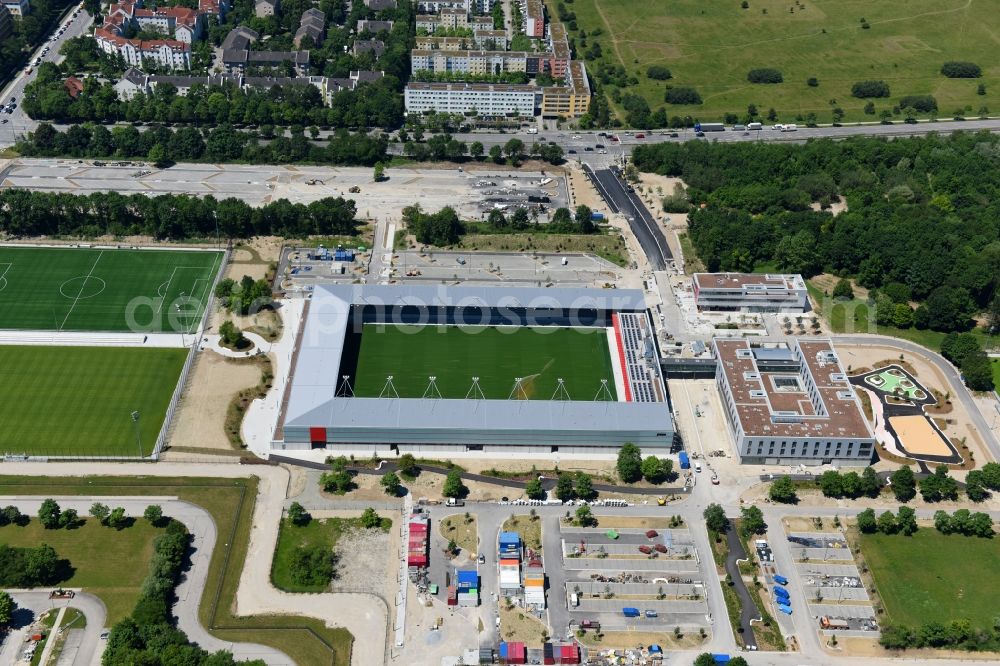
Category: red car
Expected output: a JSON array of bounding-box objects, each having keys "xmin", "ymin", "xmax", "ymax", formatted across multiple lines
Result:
[{"xmin": 635, "ymin": 133, "xmax": 645, "ymax": 139}]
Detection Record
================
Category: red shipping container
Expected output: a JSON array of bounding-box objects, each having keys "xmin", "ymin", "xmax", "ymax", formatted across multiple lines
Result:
[
  {"xmin": 508, "ymin": 642, "xmax": 527, "ymax": 664},
  {"xmin": 559, "ymin": 644, "xmax": 580, "ymax": 664}
]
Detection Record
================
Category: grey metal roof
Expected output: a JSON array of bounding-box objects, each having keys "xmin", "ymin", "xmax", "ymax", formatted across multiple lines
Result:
[{"xmin": 282, "ymin": 284, "xmax": 671, "ymax": 436}]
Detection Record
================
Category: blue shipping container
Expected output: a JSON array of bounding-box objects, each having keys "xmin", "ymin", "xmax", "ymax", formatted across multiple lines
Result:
[
  {"xmin": 679, "ymin": 452, "xmax": 690, "ymax": 469},
  {"xmin": 590, "ymin": 212, "xmax": 605, "ymax": 221},
  {"xmin": 622, "ymin": 607, "xmax": 640, "ymax": 617},
  {"xmin": 456, "ymin": 570, "xmax": 478, "ymax": 588},
  {"xmin": 712, "ymin": 655, "xmax": 731, "ymax": 664},
  {"xmin": 499, "ymin": 532, "xmax": 521, "ymax": 546},
  {"xmin": 774, "ymin": 574, "xmax": 789, "ymax": 585}
]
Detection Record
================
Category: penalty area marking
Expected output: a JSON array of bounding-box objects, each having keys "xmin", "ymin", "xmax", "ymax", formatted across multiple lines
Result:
[{"xmin": 0, "ymin": 262, "xmax": 11, "ymax": 292}]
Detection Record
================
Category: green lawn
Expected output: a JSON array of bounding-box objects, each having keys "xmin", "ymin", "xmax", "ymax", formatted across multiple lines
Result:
[
  {"xmin": 353, "ymin": 324, "xmax": 618, "ymax": 400},
  {"xmin": 860, "ymin": 530, "xmax": 1000, "ymax": 629},
  {"xmin": 0, "ymin": 518, "xmax": 163, "ymax": 622},
  {"xmin": 565, "ymin": 0, "xmax": 1000, "ymax": 125},
  {"xmin": 992, "ymin": 358, "xmax": 1000, "ymax": 393},
  {"xmin": 0, "ymin": 475, "xmax": 354, "ymax": 666},
  {"xmin": 272, "ymin": 516, "xmax": 392, "ymax": 593},
  {"xmin": 0, "ymin": 246, "xmax": 222, "ymax": 332},
  {"xmin": 0, "ymin": 346, "xmax": 187, "ymax": 456}
]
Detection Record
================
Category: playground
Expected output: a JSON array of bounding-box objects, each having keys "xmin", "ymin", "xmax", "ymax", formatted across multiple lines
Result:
[{"xmin": 863, "ymin": 367, "xmax": 928, "ymax": 401}]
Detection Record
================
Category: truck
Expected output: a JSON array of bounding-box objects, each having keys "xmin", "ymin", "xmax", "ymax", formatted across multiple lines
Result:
[
  {"xmin": 446, "ymin": 498, "xmax": 464, "ymax": 507},
  {"xmin": 781, "ymin": 124, "xmax": 798, "ymax": 132},
  {"xmin": 773, "ymin": 574, "xmax": 789, "ymax": 586},
  {"xmin": 570, "ymin": 593, "xmax": 579, "ymax": 607},
  {"xmin": 622, "ymin": 607, "xmax": 641, "ymax": 618},
  {"xmin": 526, "ymin": 127, "xmax": 538, "ymax": 134},
  {"xmin": 820, "ymin": 616, "xmax": 850, "ymax": 631},
  {"xmin": 774, "ymin": 592, "xmax": 791, "ymax": 606},
  {"xmin": 679, "ymin": 451, "xmax": 690, "ymax": 470},
  {"xmin": 773, "ymin": 586, "xmax": 790, "ymax": 600},
  {"xmin": 694, "ymin": 122, "xmax": 726, "ymax": 132},
  {"xmin": 747, "ymin": 122, "xmax": 763, "ymax": 130},
  {"xmin": 777, "ymin": 603, "xmax": 793, "ymax": 615}
]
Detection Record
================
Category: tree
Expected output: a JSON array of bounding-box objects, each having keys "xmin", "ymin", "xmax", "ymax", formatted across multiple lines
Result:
[
  {"xmin": 525, "ymin": 478, "xmax": 546, "ymax": 500},
  {"xmin": 924, "ymin": 286, "xmax": 975, "ymax": 332},
  {"xmin": 397, "ymin": 453, "xmax": 418, "ymax": 478},
  {"xmin": 857, "ymin": 508, "xmax": 877, "ymax": 533},
  {"xmin": 58, "ymin": 509, "xmax": 79, "ymax": 529},
  {"xmin": 876, "ymin": 510, "xmax": 897, "ymax": 534},
  {"xmin": 961, "ymin": 351, "xmax": 994, "ymax": 391},
  {"xmin": 574, "ymin": 472, "xmax": 595, "ymax": 501},
  {"xmin": 982, "ymin": 462, "xmax": 1000, "ymax": 490},
  {"xmin": 107, "ymin": 507, "xmax": 128, "ymax": 530},
  {"xmin": 896, "ymin": 506, "xmax": 918, "ymax": 535},
  {"xmin": 1, "ymin": 506, "xmax": 22, "ymax": 527},
  {"xmin": 704, "ymin": 503, "xmax": 729, "ymax": 534},
  {"xmin": 380, "ymin": 471, "xmax": 402, "ymax": 496},
  {"xmin": 360, "ymin": 507, "xmax": 382, "ymax": 529},
  {"xmin": 934, "ymin": 510, "xmax": 953, "ymax": 533},
  {"xmin": 740, "ymin": 505, "xmax": 767, "ymax": 535},
  {"xmin": 965, "ymin": 470, "xmax": 990, "ymax": 502},
  {"xmin": 832, "ymin": 278, "xmax": 854, "ymax": 300},
  {"xmin": 575, "ymin": 504, "xmax": 595, "ymax": 527},
  {"xmin": 840, "ymin": 471, "xmax": 862, "ymax": 499},
  {"xmin": 729, "ymin": 658, "xmax": 749, "ymax": 666},
  {"xmin": 89, "ymin": 502, "xmax": 110, "ymax": 524},
  {"xmin": 769, "ymin": 475, "xmax": 797, "ymax": 503},
  {"xmin": 616, "ymin": 443, "xmax": 643, "ymax": 483},
  {"xmin": 694, "ymin": 654, "xmax": 716, "ymax": 666},
  {"xmin": 503, "ymin": 138, "xmax": 524, "ymax": 163},
  {"xmin": 443, "ymin": 469, "xmax": 466, "ymax": 498},
  {"xmin": 143, "ymin": 505, "xmax": 163, "ymax": 526},
  {"xmin": 861, "ymin": 467, "xmax": 882, "ymax": 498},
  {"xmin": 373, "ymin": 162, "xmax": 385, "ymax": 182},
  {"xmin": 921, "ymin": 465, "xmax": 958, "ymax": 502},
  {"xmin": 555, "ymin": 473, "xmax": 576, "ymax": 502},
  {"xmin": 969, "ymin": 511, "xmax": 994, "ymax": 538},
  {"xmin": 469, "ymin": 141, "xmax": 484, "ymax": 160},
  {"xmin": 941, "ymin": 332, "xmax": 981, "ymax": 367},
  {"xmin": 321, "ymin": 456, "xmax": 354, "ymax": 494},
  {"xmin": 218, "ymin": 320, "xmax": 245, "ymax": 348},
  {"xmin": 890, "ymin": 466, "xmax": 916, "ymax": 502},
  {"xmin": 0, "ymin": 590, "xmax": 14, "ymax": 627},
  {"xmin": 289, "ymin": 544, "xmax": 335, "ymax": 587},
  {"xmin": 287, "ymin": 501, "xmax": 310, "ymax": 526},
  {"xmin": 641, "ymin": 456, "xmax": 666, "ymax": 484},
  {"xmin": 38, "ymin": 499, "xmax": 61, "ymax": 529}
]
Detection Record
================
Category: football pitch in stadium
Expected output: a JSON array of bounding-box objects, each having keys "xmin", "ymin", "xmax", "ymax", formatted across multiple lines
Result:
[
  {"xmin": 0, "ymin": 246, "xmax": 223, "ymax": 332},
  {"xmin": 0, "ymin": 346, "xmax": 187, "ymax": 457},
  {"xmin": 352, "ymin": 325, "xmax": 619, "ymax": 400}
]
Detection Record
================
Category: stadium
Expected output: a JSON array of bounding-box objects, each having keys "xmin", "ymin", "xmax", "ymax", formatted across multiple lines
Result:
[{"xmin": 274, "ymin": 284, "xmax": 674, "ymax": 455}]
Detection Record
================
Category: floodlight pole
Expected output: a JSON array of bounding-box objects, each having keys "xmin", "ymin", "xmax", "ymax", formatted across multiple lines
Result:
[{"xmin": 131, "ymin": 410, "xmax": 142, "ymax": 459}]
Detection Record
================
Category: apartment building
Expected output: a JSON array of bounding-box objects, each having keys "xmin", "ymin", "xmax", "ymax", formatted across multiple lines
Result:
[
  {"xmin": 521, "ymin": 0, "xmax": 543, "ymax": 37},
  {"xmin": 94, "ymin": 29, "xmax": 191, "ymax": 69},
  {"xmin": 693, "ymin": 273, "xmax": 809, "ymax": 313},
  {"xmin": 294, "ymin": 7, "xmax": 325, "ymax": 47},
  {"xmin": 1, "ymin": 0, "xmax": 29, "ymax": 18},
  {"xmin": 357, "ymin": 19, "xmax": 394, "ymax": 33},
  {"xmin": 714, "ymin": 338, "xmax": 875, "ymax": 465},
  {"xmin": 404, "ymin": 82, "xmax": 537, "ymax": 116},
  {"xmin": 411, "ymin": 49, "xmax": 543, "ymax": 75},
  {"xmin": 540, "ymin": 60, "xmax": 589, "ymax": 118}
]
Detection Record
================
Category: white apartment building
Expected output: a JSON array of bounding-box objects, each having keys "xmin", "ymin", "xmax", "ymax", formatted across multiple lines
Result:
[
  {"xmin": 694, "ymin": 273, "xmax": 809, "ymax": 313},
  {"xmin": 404, "ymin": 82, "xmax": 537, "ymax": 116},
  {"xmin": 714, "ymin": 338, "xmax": 875, "ymax": 465}
]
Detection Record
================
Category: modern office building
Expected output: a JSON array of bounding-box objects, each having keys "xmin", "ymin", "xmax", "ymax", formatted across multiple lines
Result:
[
  {"xmin": 693, "ymin": 273, "xmax": 809, "ymax": 313},
  {"xmin": 714, "ymin": 338, "xmax": 875, "ymax": 465}
]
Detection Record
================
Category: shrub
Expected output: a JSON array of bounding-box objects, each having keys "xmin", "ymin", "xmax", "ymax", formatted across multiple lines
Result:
[
  {"xmin": 898, "ymin": 95, "xmax": 937, "ymax": 113},
  {"xmin": 646, "ymin": 65, "xmax": 672, "ymax": 80},
  {"xmin": 747, "ymin": 68, "xmax": 783, "ymax": 84},
  {"xmin": 807, "ymin": 77, "xmax": 819, "ymax": 87},
  {"xmin": 851, "ymin": 80, "xmax": 890, "ymax": 98},
  {"xmin": 664, "ymin": 87, "xmax": 703, "ymax": 105},
  {"xmin": 940, "ymin": 61, "xmax": 982, "ymax": 78}
]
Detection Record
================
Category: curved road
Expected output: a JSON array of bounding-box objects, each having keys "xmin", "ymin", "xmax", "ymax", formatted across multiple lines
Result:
[
  {"xmin": 1, "ymin": 590, "xmax": 105, "ymax": 666},
  {"xmin": 0, "ymin": 496, "xmax": 292, "ymax": 665}
]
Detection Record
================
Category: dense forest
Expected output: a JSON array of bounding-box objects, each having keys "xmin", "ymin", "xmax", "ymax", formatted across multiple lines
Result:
[
  {"xmin": 633, "ymin": 132, "xmax": 1000, "ymax": 335},
  {"xmin": 0, "ymin": 0, "xmax": 78, "ymax": 91},
  {"xmin": 0, "ymin": 190, "xmax": 359, "ymax": 239}
]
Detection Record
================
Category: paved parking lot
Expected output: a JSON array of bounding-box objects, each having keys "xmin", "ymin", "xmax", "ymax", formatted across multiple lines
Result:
[{"xmin": 394, "ymin": 250, "xmax": 621, "ymax": 287}]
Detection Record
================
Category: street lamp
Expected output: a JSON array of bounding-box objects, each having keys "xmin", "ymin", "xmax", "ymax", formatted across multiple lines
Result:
[{"xmin": 131, "ymin": 410, "xmax": 142, "ymax": 458}]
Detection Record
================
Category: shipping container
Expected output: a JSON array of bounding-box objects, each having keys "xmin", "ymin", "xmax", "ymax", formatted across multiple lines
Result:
[
  {"xmin": 694, "ymin": 122, "xmax": 725, "ymax": 132},
  {"xmin": 773, "ymin": 586, "xmax": 789, "ymax": 599},
  {"xmin": 543, "ymin": 642, "xmax": 555, "ymax": 665},
  {"xmin": 499, "ymin": 641, "xmax": 527, "ymax": 665},
  {"xmin": 457, "ymin": 570, "xmax": 478, "ymax": 588},
  {"xmin": 590, "ymin": 212, "xmax": 605, "ymax": 221},
  {"xmin": 679, "ymin": 452, "xmax": 690, "ymax": 469},
  {"xmin": 712, "ymin": 655, "xmax": 731, "ymax": 664},
  {"xmin": 558, "ymin": 643, "xmax": 580, "ymax": 664}
]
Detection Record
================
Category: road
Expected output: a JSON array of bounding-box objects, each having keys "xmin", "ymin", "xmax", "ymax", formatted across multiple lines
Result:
[
  {"xmin": 584, "ymin": 164, "xmax": 672, "ymax": 270},
  {"xmin": 0, "ymin": 495, "xmax": 292, "ymax": 665},
  {"xmin": 0, "ymin": 590, "xmax": 105, "ymax": 666},
  {"xmin": 0, "ymin": 8, "xmax": 93, "ymax": 146},
  {"xmin": 723, "ymin": 528, "xmax": 759, "ymax": 649}
]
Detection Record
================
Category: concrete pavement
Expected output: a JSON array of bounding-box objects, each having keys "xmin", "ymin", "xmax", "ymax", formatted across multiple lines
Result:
[{"xmin": 2, "ymin": 590, "xmax": 105, "ymax": 666}]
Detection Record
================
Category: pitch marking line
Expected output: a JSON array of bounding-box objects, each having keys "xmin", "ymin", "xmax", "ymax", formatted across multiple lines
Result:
[
  {"xmin": 0, "ymin": 262, "xmax": 11, "ymax": 292},
  {"xmin": 59, "ymin": 250, "xmax": 104, "ymax": 331}
]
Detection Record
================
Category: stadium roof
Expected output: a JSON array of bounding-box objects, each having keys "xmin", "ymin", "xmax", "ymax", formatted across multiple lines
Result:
[{"xmin": 280, "ymin": 284, "xmax": 671, "ymax": 441}]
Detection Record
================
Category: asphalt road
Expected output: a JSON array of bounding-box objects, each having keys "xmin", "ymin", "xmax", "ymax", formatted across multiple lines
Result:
[
  {"xmin": 584, "ymin": 163, "xmax": 672, "ymax": 270},
  {"xmin": 0, "ymin": 8, "xmax": 93, "ymax": 146},
  {"xmin": 723, "ymin": 528, "xmax": 759, "ymax": 650},
  {"xmin": 1, "ymin": 590, "xmax": 106, "ymax": 666}
]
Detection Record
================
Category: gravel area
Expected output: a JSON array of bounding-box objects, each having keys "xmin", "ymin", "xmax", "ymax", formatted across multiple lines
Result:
[{"xmin": 332, "ymin": 526, "xmax": 392, "ymax": 599}]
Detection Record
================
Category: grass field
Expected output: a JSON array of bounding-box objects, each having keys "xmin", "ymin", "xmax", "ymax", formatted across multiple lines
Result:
[
  {"xmin": 565, "ymin": 0, "xmax": 1000, "ymax": 124},
  {"xmin": 0, "ymin": 246, "xmax": 222, "ymax": 332},
  {"xmin": 0, "ymin": 518, "xmax": 164, "ymax": 622},
  {"xmin": 0, "ymin": 346, "xmax": 187, "ymax": 456},
  {"xmin": 0, "ymin": 475, "xmax": 354, "ymax": 666},
  {"xmin": 860, "ymin": 530, "xmax": 1000, "ymax": 629},
  {"xmin": 353, "ymin": 324, "xmax": 618, "ymax": 400}
]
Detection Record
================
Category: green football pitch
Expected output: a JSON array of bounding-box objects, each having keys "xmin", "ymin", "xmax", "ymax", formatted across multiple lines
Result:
[
  {"xmin": 353, "ymin": 324, "xmax": 618, "ymax": 400},
  {"xmin": 0, "ymin": 246, "xmax": 223, "ymax": 332},
  {"xmin": 0, "ymin": 346, "xmax": 187, "ymax": 457}
]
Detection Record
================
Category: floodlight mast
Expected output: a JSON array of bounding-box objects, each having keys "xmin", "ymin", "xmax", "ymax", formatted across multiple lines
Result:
[
  {"xmin": 337, "ymin": 375, "xmax": 354, "ymax": 398},
  {"xmin": 131, "ymin": 410, "xmax": 142, "ymax": 458}
]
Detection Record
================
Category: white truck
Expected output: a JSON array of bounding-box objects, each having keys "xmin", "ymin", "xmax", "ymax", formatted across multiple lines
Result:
[{"xmin": 781, "ymin": 124, "xmax": 798, "ymax": 132}]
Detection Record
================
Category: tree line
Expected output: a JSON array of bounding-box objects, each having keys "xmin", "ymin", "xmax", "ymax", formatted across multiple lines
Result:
[
  {"xmin": 402, "ymin": 203, "xmax": 602, "ymax": 247},
  {"xmin": 18, "ymin": 122, "xmax": 388, "ymax": 167},
  {"xmin": 0, "ymin": 0, "xmax": 78, "ymax": 92},
  {"xmin": 633, "ymin": 133, "xmax": 1000, "ymax": 333},
  {"xmin": 0, "ymin": 190, "xmax": 359, "ymax": 240}
]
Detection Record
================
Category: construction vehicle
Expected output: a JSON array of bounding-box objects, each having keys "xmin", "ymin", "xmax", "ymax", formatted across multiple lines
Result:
[{"xmin": 348, "ymin": 185, "xmax": 361, "ymax": 193}]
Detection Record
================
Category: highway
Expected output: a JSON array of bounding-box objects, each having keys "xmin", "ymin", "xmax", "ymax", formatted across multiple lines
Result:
[{"xmin": 584, "ymin": 163, "xmax": 672, "ymax": 270}]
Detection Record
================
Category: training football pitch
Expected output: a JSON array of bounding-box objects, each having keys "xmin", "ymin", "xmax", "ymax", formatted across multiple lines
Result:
[
  {"xmin": 0, "ymin": 346, "xmax": 187, "ymax": 457},
  {"xmin": 353, "ymin": 325, "xmax": 618, "ymax": 400},
  {"xmin": 566, "ymin": 0, "xmax": 1000, "ymax": 124},
  {"xmin": 859, "ymin": 530, "xmax": 1000, "ymax": 630},
  {"xmin": 0, "ymin": 246, "xmax": 223, "ymax": 332}
]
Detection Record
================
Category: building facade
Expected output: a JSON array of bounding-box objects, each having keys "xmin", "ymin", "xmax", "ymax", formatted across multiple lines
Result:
[
  {"xmin": 404, "ymin": 82, "xmax": 537, "ymax": 116},
  {"xmin": 694, "ymin": 273, "xmax": 809, "ymax": 313},
  {"xmin": 714, "ymin": 338, "xmax": 875, "ymax": 465},
  {"xmin": 1, "ymin": 0, "xmax": 29, "ymax": 18}
]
